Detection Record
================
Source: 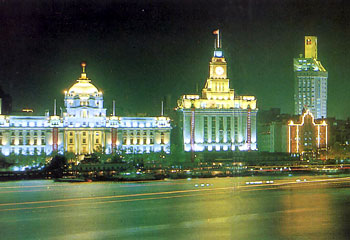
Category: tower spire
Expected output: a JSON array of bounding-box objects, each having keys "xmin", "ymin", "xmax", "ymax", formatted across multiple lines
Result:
[
  {"xmin": 54, "ymin": 99, "xmax": 57, "ymax": 116},
  {"xmin": 80, "ymin": 61, "xmax": 87, "ymax": 79},
  {"xmin": 213, "ymin": 29, "xmax": 220, "ymax": 49}
]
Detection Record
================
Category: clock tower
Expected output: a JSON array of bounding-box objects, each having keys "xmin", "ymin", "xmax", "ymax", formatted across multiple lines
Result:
[
  {"xmin": 202, "ymin": 29, "xmax": 232, "ymax": 99},
  {"xmin": 177, "ymin": 30, "xmax": 258, "ymax": 153}
]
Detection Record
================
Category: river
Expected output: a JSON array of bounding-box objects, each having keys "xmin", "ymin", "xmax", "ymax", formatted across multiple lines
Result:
[{"xmin": 0, "ymin": 175, "xmax": 350, "ymax": 239}]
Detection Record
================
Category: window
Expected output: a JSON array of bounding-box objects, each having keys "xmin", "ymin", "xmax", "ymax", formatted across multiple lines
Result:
[
  {"xmin": 227, "ymin": 117, "xmax": 232, "ymax": 142},
  {"xmin": 83, "ymin": 132, "xmax": 86, "ymax": 136},
  {"xmin": 211, "ymin": 117, "xmax": 216, "ymax": 141},
  {"xmin": 160, "ymin": 132, "xmax": 165, "ymax": 144},
  {"xmin": 82, "ymin": 139, "xmax": 86, "ymax": 144},
  {"xmin": 204, "ymin": 117, "xmax": 208, "ymax": 143},
  {"xmin": 69, "ymin": 139, "xmax": 73, "ymax": 144},
  {"xmin": 96, "ymin": 139, "xmax": 99, "ymax": 144},
  {"xmin": 219, "ymin": 117, "xmax": 224, "ymax": 143}
]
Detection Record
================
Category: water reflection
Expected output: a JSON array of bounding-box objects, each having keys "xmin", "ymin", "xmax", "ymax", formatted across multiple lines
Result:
[
  {"xmin": 0, "ymin": 177, "xmax": 350, "ymax": 239},
  {"xmin": 279, "ymin": 186, "xmax": 332, "ymax": 239}
]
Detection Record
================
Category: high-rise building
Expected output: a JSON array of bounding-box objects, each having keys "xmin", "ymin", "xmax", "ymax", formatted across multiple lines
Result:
[
  {"xmin": 0, "ymin": 62, "xmax": 171, "ymax": 156},
  {"xmin": 294, "ymin": 36, "xmax": 328, "ymax": 119},
  {"xmin": 177, "ymin": 30, "xmax": 258, "ymax": 152}
]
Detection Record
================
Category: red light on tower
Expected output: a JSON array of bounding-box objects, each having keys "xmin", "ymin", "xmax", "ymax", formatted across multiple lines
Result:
[
  {"xmin": 81, "ymin": 61, "xmax": 87, "ymax": 73},
  {"xmin": 306, "ymin": 39, "xmax": 312, "ymax": 45}
]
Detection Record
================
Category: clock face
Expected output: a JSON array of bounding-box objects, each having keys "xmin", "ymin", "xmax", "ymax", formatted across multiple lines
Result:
[{"xmin": 215, "ymin": 66, "xmax": 224, "ymax": 75}]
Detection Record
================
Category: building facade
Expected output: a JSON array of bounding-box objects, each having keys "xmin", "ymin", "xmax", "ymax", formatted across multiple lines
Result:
[
  {"xmin": 294, "ymin": 36, "xmax": 328, "ymax": 119},
  {"xmin": 0, "ymin": 63, "xmax": 171, "ymax": 156},
  {"xmin": 257, "ymin": 109, "xmax": 291, "ymax": 153},
  {"xmin": 177, "ymin": 31, "xmax": 258, "ymax": 152},
  {"xmin": 288, "ymin": 109, "xmax": 328, "ymax": 159}
]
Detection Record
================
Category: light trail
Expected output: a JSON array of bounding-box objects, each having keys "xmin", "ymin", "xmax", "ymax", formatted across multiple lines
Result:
[
  {"xmin": 1, "ymin": 176, "xmax": 349, "ymax": 210},
  {"xmin": 0, "ymin": 187, "xmax": 232, "ymax": 207},
  {"xmin": 0, "ymin": 189, "xmax": 55, "ymax": 194},
  {"xmin": 0, "ymin": 180, "xmax": 184, "ymax": 190},
  {"xmin": 0, "ymin": 190, "xmax": 231, "ymax": 212}
]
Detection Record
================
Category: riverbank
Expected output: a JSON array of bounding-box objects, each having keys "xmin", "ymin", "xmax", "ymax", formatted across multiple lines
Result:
[{"xmin": 1, "ymin": 166, "xmax": 350, "ymax": 182}]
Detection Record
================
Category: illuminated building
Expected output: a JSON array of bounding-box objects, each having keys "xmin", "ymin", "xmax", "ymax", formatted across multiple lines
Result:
[
  {"xmin": 0, "ymin": 62, "xmax": 171, "ymax": 156},
  {"xmin": 257, "ymin": 109, "xmax": 290, "ymax": 153},
  {"xmin": 294, "ymin": 36, "xmax": 328, "ymax": 119},
  {"xmin": 288, "ymin": 109, "xmax": 327, "ymax": 159},
  {"xmin": 177, "ymin": 30, "xmax": 258, "ymax": 152}
]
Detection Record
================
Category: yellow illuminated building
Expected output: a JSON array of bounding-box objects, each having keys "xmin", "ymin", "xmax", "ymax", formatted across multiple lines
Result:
[
  {"xmin": 288, "ymin": 109, "xmax": 327, "ymax": 160},
  {"xmin": 177, "ymin": 30, "xmax": 258, "ymax": 152}
]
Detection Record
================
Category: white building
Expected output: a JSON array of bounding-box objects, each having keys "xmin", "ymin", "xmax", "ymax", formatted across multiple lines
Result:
[
  {"xmin": 0, "ymin": 62, "xmax": 171, "ymax": 156},
  {"xmin": 177, "ymin": 30, "xmax": 258, "ymax": 152}
]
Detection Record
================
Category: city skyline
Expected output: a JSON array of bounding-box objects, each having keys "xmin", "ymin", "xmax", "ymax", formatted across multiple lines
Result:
[{"xmin": 1, "ymin": 1, "xmax": 350, "ymax": 118}]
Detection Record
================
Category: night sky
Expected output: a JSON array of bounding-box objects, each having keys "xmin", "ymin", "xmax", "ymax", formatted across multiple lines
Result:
[{"xmin": 1, "ymin": 0, "xmax": 350, "ymax": 118}]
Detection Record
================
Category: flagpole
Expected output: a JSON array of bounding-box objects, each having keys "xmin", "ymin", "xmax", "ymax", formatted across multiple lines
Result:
[{"xmin": 217, "ymin": 29, "xmax": 220, "ymax": 48}]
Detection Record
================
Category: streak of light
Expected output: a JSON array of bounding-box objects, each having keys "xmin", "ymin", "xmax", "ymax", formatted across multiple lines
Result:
[
  {"xmin": 0, "ymin": 180, "xmax": 183, "ymax": 190},
  {"xmin": 0, "ymin": 190, "xmax": 231, "ymax": 212},
  {"xmin": 0, "ymin": 187, "xmax": 232, "ymax": 207},
  {"xmin": 0, "ymin": 189, "xmax": 54, "ymax": 194},
  {"xmin": 1, "ymin": 176, "xmax": 349, "ymax": 209}
]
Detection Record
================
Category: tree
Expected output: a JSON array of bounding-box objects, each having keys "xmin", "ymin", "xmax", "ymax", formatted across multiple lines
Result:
[{"xmin": 45, "ymin": 154, "xmax": 67, "ymax": 178}]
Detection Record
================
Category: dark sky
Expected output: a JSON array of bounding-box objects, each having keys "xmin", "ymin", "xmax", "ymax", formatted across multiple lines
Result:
[{"xmin": 0, "ymin": 0, "xmax": 350, "ymax": 118}]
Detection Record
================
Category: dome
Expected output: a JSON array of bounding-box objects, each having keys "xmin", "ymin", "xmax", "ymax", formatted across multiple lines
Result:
[
  {"xmin": 68, "ymin": 80, "xmax": 99, "ymax": 95},
  {"xmin": 67, "ymin": 62, "xmax": 100, "ymax": 96}
]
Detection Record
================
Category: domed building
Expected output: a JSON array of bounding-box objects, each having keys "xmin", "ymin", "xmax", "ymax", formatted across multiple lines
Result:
[
  {"xmin": 64, "ymin": 62, "xmax": 106, "ymax": 119},
  {"xmin": 0, "ymin": 62, "xmax": 171, "ymax": 157}
]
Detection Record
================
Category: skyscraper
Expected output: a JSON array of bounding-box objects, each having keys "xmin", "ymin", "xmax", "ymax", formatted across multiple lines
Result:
[
  {"xmin": 177, "ymin": 30, "xmax": 258, "ymax": 152},
  {"xmin": 294, "ymin": 36, "xmax": 328, "ymax": 119}
]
